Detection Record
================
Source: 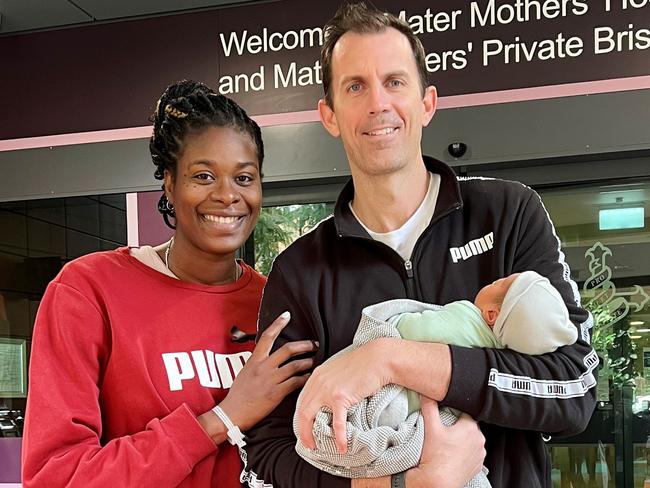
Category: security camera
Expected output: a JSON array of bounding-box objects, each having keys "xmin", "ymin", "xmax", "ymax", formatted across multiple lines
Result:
[{"xmin": 448, "ymin": 142, "xmax": 467, "ymax": 159}]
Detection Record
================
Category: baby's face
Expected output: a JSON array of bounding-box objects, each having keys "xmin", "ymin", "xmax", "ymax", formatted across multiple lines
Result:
[{"xmin": 474, "ymin": 273, "xmax": 522, "ymax": 325}]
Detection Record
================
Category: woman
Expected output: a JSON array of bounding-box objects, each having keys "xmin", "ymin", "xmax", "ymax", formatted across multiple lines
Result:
[{"xmin": 22, "ymin": 80, "xmax": 316, "ymax": 487}]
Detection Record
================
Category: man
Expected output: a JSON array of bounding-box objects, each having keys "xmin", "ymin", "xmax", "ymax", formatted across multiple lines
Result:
[{"xmin": 243, "ymin": 3, "xmax": 597, "ymax": 487}]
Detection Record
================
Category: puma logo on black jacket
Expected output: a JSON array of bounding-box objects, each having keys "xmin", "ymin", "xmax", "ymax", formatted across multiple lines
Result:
[{"xmin": 244, "ymin": 156, "xmax": 597, "ymax": 488}]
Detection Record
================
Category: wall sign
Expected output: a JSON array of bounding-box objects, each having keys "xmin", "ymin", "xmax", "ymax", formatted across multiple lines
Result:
[{"xmin": 1, "ymin": 0, "xmax": 649, "ymax": 140}]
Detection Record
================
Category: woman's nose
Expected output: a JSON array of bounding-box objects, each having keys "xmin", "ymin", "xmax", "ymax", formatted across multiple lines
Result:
[{"xmin": 210, "ymin": 180, "xmax": 240, "ymax": 205}]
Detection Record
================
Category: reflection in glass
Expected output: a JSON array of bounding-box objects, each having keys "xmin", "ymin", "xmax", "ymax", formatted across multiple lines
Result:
[
  {"xmin": 541, "ymin": 180, "xmax": 650, "ymax": 487},
  {"xmin": 0, "ymin": 194, "xmax": 126, "ymax": 436}
]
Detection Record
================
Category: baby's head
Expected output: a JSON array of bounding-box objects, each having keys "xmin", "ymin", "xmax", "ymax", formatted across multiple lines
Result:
[
  {"xmin": 474, "ymin": 273, "xmax": 521, "ymax": 327},
  {"xmin": 475, "ymin": 271, "xmax": 568, "ymax": 333}
]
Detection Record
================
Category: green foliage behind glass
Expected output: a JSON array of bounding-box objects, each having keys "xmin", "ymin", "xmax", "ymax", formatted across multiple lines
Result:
[
  {"xmin": 254, "ymin": 203, "xmax": 334, "ymax": 275},
  {"xmin": 586, "ymin": 300, "xmax": 636, "ymax": 388}
]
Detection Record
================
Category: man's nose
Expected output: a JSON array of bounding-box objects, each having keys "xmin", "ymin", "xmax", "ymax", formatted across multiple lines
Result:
[{"xmin": 367, "ymin": 84, "xmax": 390, "ymax": 115}]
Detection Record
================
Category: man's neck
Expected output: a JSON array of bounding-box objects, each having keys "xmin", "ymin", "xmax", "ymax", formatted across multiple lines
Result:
[{"xmin": 350, "ymin": 161, "xmax": 429, "ymax": 233}]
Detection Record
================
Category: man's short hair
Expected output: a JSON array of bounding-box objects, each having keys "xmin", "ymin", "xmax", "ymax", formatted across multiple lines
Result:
[{"xmin": 320, "ymin": 2, "xmax": 429, "ymax": 108}]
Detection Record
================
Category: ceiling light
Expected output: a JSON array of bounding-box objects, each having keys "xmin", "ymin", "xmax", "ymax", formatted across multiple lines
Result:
[
  {"xmin": 631, "ymin": 321, "xmax": 645, "ymax": 326},
  {"xmin": 635, "ymin": 329, "xmax": 650, "ymax": 333},
  {"xmin": 630, "ymin": 335, "xmax": 642, "ymax": 339},
  {"xmin": 599, "ymin": 207, "xmax": 644, "ymax": 230}
]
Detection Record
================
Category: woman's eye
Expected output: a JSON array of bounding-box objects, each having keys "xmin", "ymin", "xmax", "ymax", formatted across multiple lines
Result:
[
  {"xmin": 195, "ymin": 173, "xmax": 214, "ymax": 182},
  {"xmin": 236, "ymin": 174, "xmax": 254, "ymax": 184}
]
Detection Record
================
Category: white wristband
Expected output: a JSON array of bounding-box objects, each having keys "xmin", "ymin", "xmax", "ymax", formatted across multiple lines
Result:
[{"xmin": 212, "ymin": 405, "xmax": 246, "ymax": 448}]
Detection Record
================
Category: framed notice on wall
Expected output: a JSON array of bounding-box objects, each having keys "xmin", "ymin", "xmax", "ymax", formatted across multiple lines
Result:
[{"xmin": 0, "ymin": 338, "xmax": 27, "ymax": 398}]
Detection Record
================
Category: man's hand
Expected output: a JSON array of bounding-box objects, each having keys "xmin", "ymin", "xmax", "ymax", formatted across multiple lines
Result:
[
  {"xmin": 406, "ymin": 397, "xmax": 486, "ymax": 488},
  {"xmin": 296, "ymin": 338, "xmax": 394, "ymax": 453}
]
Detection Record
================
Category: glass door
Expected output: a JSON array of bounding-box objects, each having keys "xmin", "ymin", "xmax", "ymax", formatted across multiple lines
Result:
[
  {"xmin": 540, "ymin": 180, "xmax": 650, "ymax": 488},
  {"xmin": 250, "ymin": 176, "xmax": 650, "ymax": 488},
  {"xmin": 0, "ymin": 193, "xmax": 127, "ymax": 484}
]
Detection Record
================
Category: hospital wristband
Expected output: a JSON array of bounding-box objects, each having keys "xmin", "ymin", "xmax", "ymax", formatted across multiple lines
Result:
[{"xmin": 212, "ymin": 405, "xmax": 246, "ymax": 448}]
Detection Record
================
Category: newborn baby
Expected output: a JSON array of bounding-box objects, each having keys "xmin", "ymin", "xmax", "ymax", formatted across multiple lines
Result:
[{"xmin": 295, "ymin": 271, "xmax": 578, "ymax": 485}]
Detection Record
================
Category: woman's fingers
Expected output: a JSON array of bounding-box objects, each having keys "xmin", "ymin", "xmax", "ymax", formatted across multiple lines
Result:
[
  {"xmin": 276, "ymin": 357, "xmax": 315, "ymax": 382},
  {"xmin": 254, "ymin": 311, "xmax": 291, "ymax": 357},
  {"xmin": 269, "ymin": 340, "xmax": 318, "ymax": 368},
  {"xmin": 279, "ymin": 372, "xmax": 311, "ymax": 396}
]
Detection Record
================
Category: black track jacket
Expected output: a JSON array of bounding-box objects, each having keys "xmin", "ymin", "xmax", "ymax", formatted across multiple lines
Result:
[{"xmin": 243, "ymin": 157, "xmax": 598, "ymax": 488}]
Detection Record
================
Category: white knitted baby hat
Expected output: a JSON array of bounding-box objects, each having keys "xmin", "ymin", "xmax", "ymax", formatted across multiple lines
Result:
[{"xmin": 493, "ymin": 271, "xmax": 578, "ymax": 354}]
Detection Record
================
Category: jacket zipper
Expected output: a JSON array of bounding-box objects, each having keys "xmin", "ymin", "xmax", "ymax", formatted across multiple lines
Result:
[
  {"xmin": 405, "ymin": 203, "xmax": 462, "ymax": 300},
  {"xmin": 404, "ymin": 260, "xmax": 416, "ymax": 299},
  {"xmin": 338, "ymin": 203, "xmax": 463, "ymax": 301},
  {"xmin": 404, "ymin": 260, "xmax": 414, "ymax": 278}
]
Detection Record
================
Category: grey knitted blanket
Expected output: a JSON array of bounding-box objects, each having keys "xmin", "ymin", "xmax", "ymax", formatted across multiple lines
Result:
[{"xmin": 294, "ymin": 299, "xmax": 490, "ymax": 486}]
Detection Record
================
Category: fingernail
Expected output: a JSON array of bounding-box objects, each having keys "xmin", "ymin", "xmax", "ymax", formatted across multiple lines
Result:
[
  {"xmin": 280, "ymin": 311, "xmax": 291, "ymax": 319},
  {"xmin": 313, "ymin": 341, "xmax": 319, "ymax": 348}
]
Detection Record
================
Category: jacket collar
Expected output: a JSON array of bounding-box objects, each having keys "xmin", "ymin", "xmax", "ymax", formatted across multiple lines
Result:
[{"xmin": 333, "ymin": 155, "xmax": 463, "ymax": 238}]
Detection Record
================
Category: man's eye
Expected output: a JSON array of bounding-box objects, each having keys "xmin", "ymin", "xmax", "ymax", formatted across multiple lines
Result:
[
  {"xmin": 195, "ymin": 173, "xmax": 214, "ymax": 181},
  {"xmin": 348, "ymin": 83, "xmax": 362, "ymax": 93},
  {"xmin": 388, "ymin": 79, "xmax": 403, "ymax": 88}
]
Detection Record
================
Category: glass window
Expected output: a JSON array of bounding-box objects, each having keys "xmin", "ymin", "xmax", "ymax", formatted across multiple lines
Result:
[
  {"xmin": 254, "ymin": 203, "xmax": 334, "ymax": 275},
  {"xmin": 540, "ymin": 180, "xmax": 650, "ymax": 487},
  {"xmin": 0, "ymin": 194, "xmax": 126, "ymax": 483}
]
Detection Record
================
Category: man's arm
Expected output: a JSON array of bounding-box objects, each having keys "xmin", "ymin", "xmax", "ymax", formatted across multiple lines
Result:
[
  {"xmin": 244, "ymin": 262, "xmax": 486, "ymax": 488},
  {"xmin": 297, "ymin": 187, "xmax": 596, "ymax": 448},
  {"xmin": 441, "ymin": 188, "xmax": 596, "ymax": 436},
  {"xmin": 243, "ymin": 263, "xmax": 349, "ymax": 488},
  {"xmin": 351, "ymin": 398, "xmax": 485, "ymax": 488}
]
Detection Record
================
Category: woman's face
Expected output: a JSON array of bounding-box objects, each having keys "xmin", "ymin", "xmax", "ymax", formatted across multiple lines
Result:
[{"xmin": 164, "ymin": 125, "xmax": 262, "ymax": 257}]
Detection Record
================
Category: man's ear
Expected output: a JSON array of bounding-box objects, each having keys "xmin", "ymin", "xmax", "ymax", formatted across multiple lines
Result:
[
  {"xmin": 481, "ymin": 305, "xmax": 500, "ymax": 327},
  {"xmin": 318, "ymin": 98, "xmax": 341, "ymax": 138},
  {"xmin": 422, "ymin": 85, "xmax": 437, "ymax": 127}
]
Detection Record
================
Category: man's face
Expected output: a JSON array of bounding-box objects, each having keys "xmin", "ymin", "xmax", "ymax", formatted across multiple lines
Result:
[{"xmin": 319, "ymin": 28, "xmax": 436, "ymax": 178}]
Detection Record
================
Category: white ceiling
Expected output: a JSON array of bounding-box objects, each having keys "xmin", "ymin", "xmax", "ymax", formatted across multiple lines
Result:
[{"xmin": 0, "ymin": 0, "xmax": 265, "ymax": 35}]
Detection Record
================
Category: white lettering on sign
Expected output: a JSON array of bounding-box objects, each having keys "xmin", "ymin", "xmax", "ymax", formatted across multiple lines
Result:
[
  {"xmin": 398, "ymin": 8, "xmax": 462, "ymax": 34},
  {"xmin": 219, "ymin": 27, "xmax": 324, "ymax": 57},
  {"xmin": 482, "ymin": 34, "xmax": 584, "ymax": 66},
  {"xmin": 470, "ymin": 0, "xmax": 588, "ymax": 27},
  {"xmin": 594, "ymin": 25, "xmax": 650, "ymax": 54}
]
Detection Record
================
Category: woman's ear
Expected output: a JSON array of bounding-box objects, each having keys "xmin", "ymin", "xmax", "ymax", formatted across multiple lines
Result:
[{"xmin": 163, "ymin": 169, "xmax": 174, "ymax": 204}]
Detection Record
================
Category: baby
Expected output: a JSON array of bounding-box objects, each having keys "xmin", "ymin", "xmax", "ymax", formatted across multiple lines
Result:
[{"xmin": 294, "ymin": 271, "xmax": 578, "ymax": 484}]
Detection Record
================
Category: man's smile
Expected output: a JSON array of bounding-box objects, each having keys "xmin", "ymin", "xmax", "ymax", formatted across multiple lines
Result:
[{"xmin": 363, "ymin": 127, "xmax": 399, "ymax": 136}]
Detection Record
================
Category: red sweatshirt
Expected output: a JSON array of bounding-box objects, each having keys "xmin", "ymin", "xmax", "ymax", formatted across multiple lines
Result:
[{"xmin": 22, "ymin": 247, "xmax": 266, "ymax": 487}]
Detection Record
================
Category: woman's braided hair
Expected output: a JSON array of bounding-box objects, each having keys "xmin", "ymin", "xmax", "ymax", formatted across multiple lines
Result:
[{"xmin": 149, "ymin": 80, "xmax": 264, "ymax": 229}]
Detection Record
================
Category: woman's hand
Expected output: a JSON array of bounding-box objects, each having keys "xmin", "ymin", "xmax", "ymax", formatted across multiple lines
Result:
[{"xmin": 215, "ymin": 311, "xmax": 317, "ymax": 433}]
